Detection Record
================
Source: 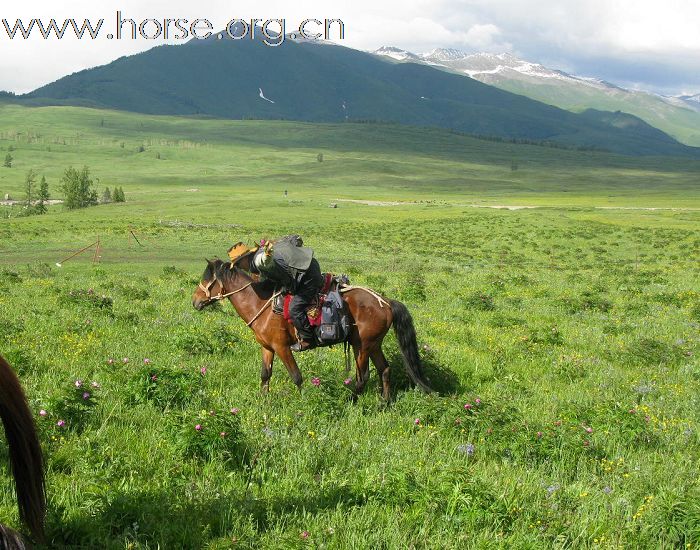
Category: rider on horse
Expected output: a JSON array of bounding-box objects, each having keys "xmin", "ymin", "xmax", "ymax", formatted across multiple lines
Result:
[{"xmin": 249, "ymin": 235, "xmax": 323, "ymax": 352}]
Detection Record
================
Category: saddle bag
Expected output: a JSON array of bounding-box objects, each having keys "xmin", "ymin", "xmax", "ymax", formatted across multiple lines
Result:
[{"xmin": 317, "ymin": 290, "xmax": 350, "ymax": 344}]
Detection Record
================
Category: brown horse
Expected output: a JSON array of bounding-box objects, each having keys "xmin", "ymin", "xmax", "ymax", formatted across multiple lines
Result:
[
  {"xmin": 0, "ymin": 354, "xmax": 46, "ymax": 548},
  {"xmin": 192, "ymin": 256, "xmax": 432, "ymax": 400}
]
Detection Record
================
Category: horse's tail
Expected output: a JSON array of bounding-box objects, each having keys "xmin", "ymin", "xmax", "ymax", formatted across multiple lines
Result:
[
  {"xmin": 0, "ymin": 355, "xmax": 45, "ymax": 543},
  {"xmin": 390, "ymin": 300, "xmax": 432, "ymax": 393}
]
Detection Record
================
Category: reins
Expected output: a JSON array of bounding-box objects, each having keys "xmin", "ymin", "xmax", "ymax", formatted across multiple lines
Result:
[
  {"xmin": 199, "ymin": 269, "xmax": 280, "ymax": 327},
  {"xmin": 198, "ymin": 272, "xmax": 252, "ymax": 302},
  {"xmin": 245, "ymin": 290, "xmax": 282, "ymax": 327}
]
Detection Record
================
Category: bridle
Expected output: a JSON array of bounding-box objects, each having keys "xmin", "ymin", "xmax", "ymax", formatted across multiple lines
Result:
[
  {"xmin": 198, "ymin": 271, "xmax": 252, "ymax": 303},
  {"xmin": 198, "ymin": 265, "xmax": 281, "ymax": 327}
]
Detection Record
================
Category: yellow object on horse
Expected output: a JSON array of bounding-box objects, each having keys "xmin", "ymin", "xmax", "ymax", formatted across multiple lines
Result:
[{"xmin": 227, "ymin": 242, "xmax": 258, "ymax": 264}]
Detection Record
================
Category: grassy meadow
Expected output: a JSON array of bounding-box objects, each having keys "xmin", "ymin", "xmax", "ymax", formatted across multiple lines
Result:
[{"xmin": 0, "ymin": 103, "xmax": 700, "ymax": 548}]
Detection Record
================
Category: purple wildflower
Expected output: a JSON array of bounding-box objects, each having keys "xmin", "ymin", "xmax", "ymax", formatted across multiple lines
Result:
[
  {"xmin": 311, "ymin": 377, "xmax": 321, "ymax": 387},
  {"xmin": 457, "ymin": 443, "xmax": 475, "ymax": 456}
]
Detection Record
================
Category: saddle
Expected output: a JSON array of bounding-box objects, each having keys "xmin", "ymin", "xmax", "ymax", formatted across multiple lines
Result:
[{"xmin": 272, "ymin": 273, "xmax": 347, "ymax": 325}]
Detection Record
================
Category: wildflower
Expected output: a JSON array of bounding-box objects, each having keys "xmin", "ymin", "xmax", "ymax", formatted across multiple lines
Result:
[
  {"xmin": 536, "ymin": 431, "xmax": 543, "ymax": 438},
  {"xmin": 74, "ymin": 379, "xmax": 83, "ymax": 388},
  {"xmin": 583, "ymin": 440, "xmax": 590, "ymax": 447},
  {"xmin": 220, "ymin": 432, "xmax": 227, "ymax": 437},
  {"xmin": 230, "ymin": 407, "xmax": 239, "ymax": 415},
  {"xmin": 603, "ymin": 486, "xmax": 612, "ymax": 494},
  {"xmin": 195, "ymin": 424, "xmax": 202, "ymax": 431},
  {"xmin": 143, "ymin": 358, "xmax": 151, "ymax": 364},
  {"xmin": 123, "ymin": 357, "xmax": 129, "ymax": 364},
  {"xmin": 553, "ymin": 420, "xmax": 562, "ymax": 427},
  {"xmin": 546, "ymin": 484, "xmax": 560, "ymax": 495},
  {"xmin": 414, "ymin": 418, "xmax": 421, "ymax": 425},
  {"xmin": 107, "ymin": 358, "xmax": 114, "ymax": 365},
  {"xmin": 151, "ymin": 374, "xmax": 158, "ymax": 382},
  {"xmin": 200, "ymin": 366, "xmax": 207, "ymax": 376},
  {"xmin": 475, "ymin": 398, "xmax": 481, "ymax": 405},
  {"xmin": 209, "ymin": 410, "xmax": 216, "ymax": 416},
  {"xmin": 91, "ymin": 381, "xmax": 100, "ymax": 388},
  {"xmin": 311, "ymin": 377, "xmax": 321, "ymax": 386},
  {"xmin": 343, "ymin": 378, "xmax": 352, "ymax": 385},
  {"xmin": 464, "ymin": 403, "xmax": 473, "ymax": 410},
  {"xmin": 82, "ymin": 392, "xmax": 90, "ymax": 400},
  {"xmin": 39, "ymin": 409, "xmax": 47, "ymax": 417},
  {"xmin": 300, "ymin": 531, "xmax": 310, "ymax": 540},
  {"xmin": 57, "ymin": 420, "xmax": 66, "ymax": 427},
  {"xmin": 457, "ymin": 443, "xmax": 475, "ymax": 456},
  {"xmin": 583, "ymin": 425, "xmax": 593, "ymax": 433}
]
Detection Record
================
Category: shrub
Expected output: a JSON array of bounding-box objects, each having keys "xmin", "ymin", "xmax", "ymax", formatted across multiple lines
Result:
[
  {"xmin": 58, "ymin": 288, "xmax": 113, "ymax": 311},
  {"xmin": 462, "ymin": 292, "xmax": 496, "ymax": 311},
  {"xmin": 174, "ymin": 408, "xmax": 244, "ymax": 461}
]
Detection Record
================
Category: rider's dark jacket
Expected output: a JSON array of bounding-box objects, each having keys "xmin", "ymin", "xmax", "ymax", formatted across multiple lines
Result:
[{"xmin": 251, "ymin": 240, "xmax": 314, "ymax": 294}]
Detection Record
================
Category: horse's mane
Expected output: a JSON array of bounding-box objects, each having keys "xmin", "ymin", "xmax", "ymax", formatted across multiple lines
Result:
[{"xmin": 210, "ymin": 259, "xmax": 275, "ymax": 299}]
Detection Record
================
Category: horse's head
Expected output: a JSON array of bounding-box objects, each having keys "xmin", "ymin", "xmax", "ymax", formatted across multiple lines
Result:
[{"xmin": 192, "ymin": 259, "xmax": 227, "ymax": 311}]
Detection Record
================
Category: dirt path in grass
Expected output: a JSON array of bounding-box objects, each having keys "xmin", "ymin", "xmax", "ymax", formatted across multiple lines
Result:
[{"xmin": 335, "ymin": 199, "xmax": 700, "ymax": 211}]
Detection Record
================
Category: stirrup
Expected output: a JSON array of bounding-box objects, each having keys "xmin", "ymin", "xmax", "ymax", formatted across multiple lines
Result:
[{"xmin": 291, "ymin": 340, "xmax": 316, "ymax": 352}]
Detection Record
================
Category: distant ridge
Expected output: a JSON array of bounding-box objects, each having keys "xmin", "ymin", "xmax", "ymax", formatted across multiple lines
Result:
[
  {"xmin": 372, "ymin": 46, "xmax": 700, "ymax": 147},
  {"xmin": 20, "ymin": 36, "xmax": 700, "ymax": 157}
]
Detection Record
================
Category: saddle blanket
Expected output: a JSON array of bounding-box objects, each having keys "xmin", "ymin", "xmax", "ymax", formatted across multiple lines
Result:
[{"xmin": 279, "ymin": 273, "xmax": 334, "ymax": 326}]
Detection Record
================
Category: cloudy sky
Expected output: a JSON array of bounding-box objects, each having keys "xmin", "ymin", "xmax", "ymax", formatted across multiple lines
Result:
[{"xmin": 1, "ymin": 0, "xmax": 699, "ymax": 95}]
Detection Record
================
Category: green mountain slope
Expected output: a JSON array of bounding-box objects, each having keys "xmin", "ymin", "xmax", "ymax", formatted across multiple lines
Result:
[
  {"xmin": 23, "ymin": 37, "xmax": 700, "ymax": 157},
  {"xmin": 373, "ymin": 48, "xmax": 700, "ymax": 147}
]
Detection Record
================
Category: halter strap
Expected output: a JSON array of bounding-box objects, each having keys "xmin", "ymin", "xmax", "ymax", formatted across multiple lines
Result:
[{"xmin": 199, "ymin": 272, "xmax": 252, "ymax": 302}]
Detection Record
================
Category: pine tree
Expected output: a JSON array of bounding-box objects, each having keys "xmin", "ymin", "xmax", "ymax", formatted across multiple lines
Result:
[
  {"xmin": 3, "ymin": 153, "xmax": 12, "ymax": 168},
  {"xmin": 36, "ymin": 176, "xmax": 50, "ymax": 214},
  {"xmin": 113, "ymin": 186, "xmax": 126, "ymax": 202},
  {"xmin": 101, "ymin": 187, "xmax": 112, "ymax": 204},
  {"xmin": 24, "ymin": 169, "xmax": 37, "ymax": 207},
  {"xmin": 60, "ymin": 166, "xmax": 98, "ymax": 210}
]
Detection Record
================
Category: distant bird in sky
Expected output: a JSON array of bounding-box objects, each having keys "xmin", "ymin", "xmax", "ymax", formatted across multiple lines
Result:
[{"xmin": 259, "ymin": 88, "xmax": 275, "ymax": 103}]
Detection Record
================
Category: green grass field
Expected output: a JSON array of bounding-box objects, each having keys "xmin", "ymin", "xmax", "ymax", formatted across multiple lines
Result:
[{"xmin": 1, "ymin": 103, "xmax": 699, "ymax": 548}]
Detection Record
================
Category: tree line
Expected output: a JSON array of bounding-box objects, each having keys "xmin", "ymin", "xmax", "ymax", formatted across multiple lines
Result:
[{"xmin": 4, "ymin": 164, "xmax": 125, "ymax": 216}]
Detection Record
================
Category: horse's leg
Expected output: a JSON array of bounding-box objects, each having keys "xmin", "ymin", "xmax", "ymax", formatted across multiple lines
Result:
[
  {"xmin": 370, "ymin": 346, "xmax": 391, "ymax": 401},
  {"xmin": 275, "ymin": 346, "xmax": 303, "ymax": 390},
  {"xmin": 260, "ymin": 347, "xmax": 275, "ymax": 394},
  {"xmin": 352, "ymin": 342, "xmax": 372, "ymax": 398}
]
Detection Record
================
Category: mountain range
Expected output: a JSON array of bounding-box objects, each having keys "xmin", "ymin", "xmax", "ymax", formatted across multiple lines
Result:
[
  {"xmin": 12, "ymin": 34, "xmax": 700, "ymax": 157},
  {"xmin": 373, "ymin": 46, "xmax": 700, "ymax": 146}
]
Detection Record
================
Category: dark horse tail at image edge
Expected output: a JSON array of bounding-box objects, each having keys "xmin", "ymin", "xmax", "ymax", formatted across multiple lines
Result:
[
  {"xmin": 0, "ymin": 355, "xmax": 46, "ymax": 547},
  {"xmin": 390, "ymin": 300, "xmax": 433, "ymax": 393}
]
